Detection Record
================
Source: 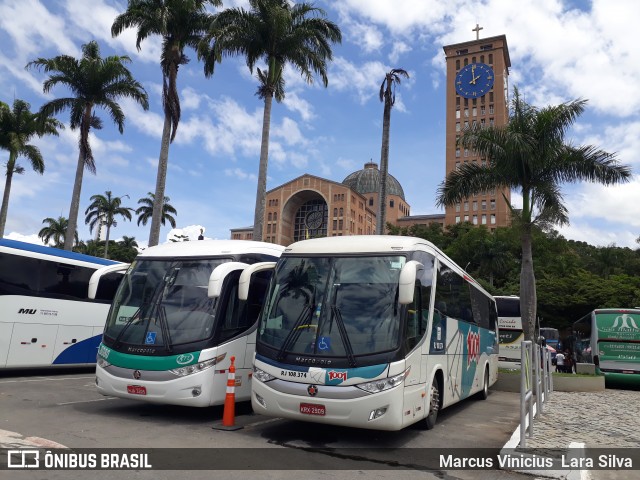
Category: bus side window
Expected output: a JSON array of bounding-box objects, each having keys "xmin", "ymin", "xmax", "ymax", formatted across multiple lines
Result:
[{"xmin": 405, "ymin": 284, "xmax": 421, "ymax": 351}]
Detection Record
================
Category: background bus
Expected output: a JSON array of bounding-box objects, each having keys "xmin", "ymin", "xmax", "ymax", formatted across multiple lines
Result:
[
  {"xmin": 0, "ymin": 238, "xmax": 125, "ymax": 369},
  {"xmin": 573, "ymin": 308, "xmax": 640, "ymax": 386},
  {"xmin": 539, "ymin": 327, "xmax": 560, "ymax": 350},
  {"xmin": 495, "ymin": 295, "xmax": 522, "ymax": 369},
  {"xmin": 250, "ymin": 235, "xmax": 499, "ymax": 431},
  {"xmin": 94, "ymin": 240, "xmax": 284, "ymax": 407}
]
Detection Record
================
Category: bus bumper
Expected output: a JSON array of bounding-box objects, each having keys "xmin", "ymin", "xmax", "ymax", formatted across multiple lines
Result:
[
  {"xmin": 95, "ymin": 363, "xmax": 238, "ymax": 407},
  {"xmin": 251, "ymin": 377, "xmax": 406, "ymax": 431}
]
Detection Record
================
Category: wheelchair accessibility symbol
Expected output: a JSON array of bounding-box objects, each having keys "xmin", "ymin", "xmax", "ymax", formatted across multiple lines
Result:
[
  {"xmin": 317, "ymin": 336, "xmax": 331, "ymax": 351},
  {"xmin": 145, "ymin": 332, "xmax": 157, "ymax": 345}
]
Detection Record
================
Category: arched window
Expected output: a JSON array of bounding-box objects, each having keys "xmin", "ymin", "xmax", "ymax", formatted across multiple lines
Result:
[{"xmin": 293, "ymin": 199, "xmax": 328, "ymax": 242}]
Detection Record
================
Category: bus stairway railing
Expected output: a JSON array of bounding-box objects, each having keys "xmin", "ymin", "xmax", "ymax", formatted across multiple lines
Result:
[
  {"xmin": 519, "ymin": 341, "xmax": 554, "ymax": 447},
  {"xmin": 519, "ymin": 341, "xmax": 553, "ymax": 448}
]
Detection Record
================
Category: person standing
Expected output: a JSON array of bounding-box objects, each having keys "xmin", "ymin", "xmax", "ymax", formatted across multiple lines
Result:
[{"xmin": 555, "ymin": 351, "xmax": 565, "ymax": 373}]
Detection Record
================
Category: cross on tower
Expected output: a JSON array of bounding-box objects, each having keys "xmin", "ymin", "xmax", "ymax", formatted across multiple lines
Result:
[{"xmin": 472, "ymin": 23, "xmax": 483, "ymax": 40}]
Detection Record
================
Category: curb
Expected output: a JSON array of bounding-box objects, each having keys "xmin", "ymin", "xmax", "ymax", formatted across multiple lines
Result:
[{"xmin": 500, "ymin": 403, "xmax": 591, "ymax": 480}]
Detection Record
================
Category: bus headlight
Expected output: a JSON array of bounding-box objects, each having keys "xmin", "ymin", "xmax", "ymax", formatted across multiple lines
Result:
[
  {"xmin": 355, "ymin": 369, "xmax": 409, "ymax": 394},
  {"xmin": 169, "ymin": 353, "xmax": 226, "ymax": 377},
  {"xmin": 253, "ymin": 366, "xmax": 276, "ymax": 383},
  {"xmin": 97, "ymin": 357, "xmax": 111, "ymax": 369}
]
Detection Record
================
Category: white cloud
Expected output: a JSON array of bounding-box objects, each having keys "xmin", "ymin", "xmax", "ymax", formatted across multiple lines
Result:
[
  {"xmin": 283, "ymin": 91, "xmax": 315, "ymax": 121},
  {"xmin": 565, "ymin": 180, "xmax": 640, "ymax": 229},
  {"xmin": 5, "ymin": 232, "xmax": 45, "ymax": 245},
  {"xmin": 0, "ymin": 0, "xmax": 80, "ymax": 60},
  {"xmin": 389, "ymin": 42, "xmax": 411, "ymax": 63},
  {"xmin": 181, "ymin": 86, "xmax": 208, "ymax": 110},
  {"xmin": 63, "ymin": 0, "xmax": 162, "ymax": 64},
  {"xmin": 347, "ymin": 22, "xmax": 384, "ymax": 53},
  {"xmin": 225, "ymin": 168, "xmax": 257, "ymax": 181},
  {"xmin": 329, "ymin": 57, "xmax": 390, "ymax": 104},
  {"xmin": 166, "ymin": 225, "xmax": 208, "ymax": 242}
]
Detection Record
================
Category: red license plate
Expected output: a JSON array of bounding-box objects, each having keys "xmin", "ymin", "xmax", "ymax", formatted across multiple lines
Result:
[
  {"xmin": 300, "ymin": 403, "xmax": 325, "ymax": 416},
  {"xmin": 127, "ymin": 385, "xmax": 147, "ymax": 395}
]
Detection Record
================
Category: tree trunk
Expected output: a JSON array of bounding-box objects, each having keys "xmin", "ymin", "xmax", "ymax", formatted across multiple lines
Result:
[
  {"xmin": 149, "ymin": 114, "xmax": 172, "ymax": 247},
  {"xmin": 377, "ymin": 97, "xmax": 392, "ymax": 235},
  {"xmin": 0, "ymin": 153, "xmax": 16, "ymax": 237},
  {"xmin": 104, "ymin": 224, "xmax": 111, "ymax": 259},
  {"xmin": 253, "ymin": 93, "xmax": 273, "ymax": 242},
  {"xmin": 520, "ymin": 223, "xmax": 537, "ymax": 341},
  {"xmin": 64, "ymin": 148, "xmax": 85, "ymax": 251}
]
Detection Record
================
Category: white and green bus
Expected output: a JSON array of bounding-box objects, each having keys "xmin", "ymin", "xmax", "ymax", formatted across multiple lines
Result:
[
  {"xmin": 248, "ymin": 236, "xmax": 499, "ymax": 431},
  {"xmin": 573, "ymin": 308, "xmax": 640, "ymax": 386},
  {"xmin": 92, "ymin": 240, "xmax": 284, "ymax": 406},
  {"xmin": 495, "ymin": 295, "xmax": 523, "ymax": 369}
]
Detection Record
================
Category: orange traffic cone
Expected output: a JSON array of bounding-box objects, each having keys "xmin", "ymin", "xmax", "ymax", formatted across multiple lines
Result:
[
  {"xmin": 222, "ymin": 356, "xmax": 236, "ymax": 427},
  {"xmin": 213, "ymin": 355, "xmax": 243, "ymax": 431}
]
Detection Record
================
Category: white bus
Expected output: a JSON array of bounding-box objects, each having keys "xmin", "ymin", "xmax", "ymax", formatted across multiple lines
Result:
[
  {"xmin": 495, "ymin": 295, "xmax": 523, "ymax": 369},
  {"xmin": 0, "ymin": 238, "xmax": 125, "ymax": 369},
  {"xmin": 93, "ymin": 240, "xmax": 284, "ymax": 407},
  {"xmin": 249, "ymin": 236, "xmax": 499, "ymax": 431}
]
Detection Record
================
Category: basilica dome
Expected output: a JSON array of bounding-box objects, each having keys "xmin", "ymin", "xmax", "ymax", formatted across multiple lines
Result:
[{"xmin": 342, "ymin": 162, "xmax": 405, "ymax": 201}]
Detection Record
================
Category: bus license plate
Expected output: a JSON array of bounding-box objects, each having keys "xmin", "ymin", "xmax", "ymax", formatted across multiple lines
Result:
[
  {"xmin": 300, "ymin": 403, "xmax": 325, "ymax": 416},
  {"xmin": 127, "ymin": 385, "xmax": 147, "ymax": 395}
]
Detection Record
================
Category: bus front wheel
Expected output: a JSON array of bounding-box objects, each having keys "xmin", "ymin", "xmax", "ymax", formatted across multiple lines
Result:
[
  {"xmin": 424, "ymin": 379, "xmax": 440, "ymax": 430},
  {"xmin": 477, "ymin": 367, "xmax": 489, "ymax": 400}
]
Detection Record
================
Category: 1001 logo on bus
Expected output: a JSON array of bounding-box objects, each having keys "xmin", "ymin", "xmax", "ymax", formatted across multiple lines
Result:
[{"xmin": 466, "ymin": 331, "xmax": 480, "ymax": 366}]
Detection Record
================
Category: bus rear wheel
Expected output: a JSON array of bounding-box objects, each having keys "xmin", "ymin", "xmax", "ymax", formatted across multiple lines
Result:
[{"xmin": 424, "ymin": 379, "xmax": 440, "ymax": 430}]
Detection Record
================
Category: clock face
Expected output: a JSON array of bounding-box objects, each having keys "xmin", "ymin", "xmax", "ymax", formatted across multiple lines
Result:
[
  {"xmin": 455, "ymin": 63, "xmax": 494, "ymax": 99},
  {"xmin": 305, "ymin": 210, "xmax": 324, "ymax": 230}
]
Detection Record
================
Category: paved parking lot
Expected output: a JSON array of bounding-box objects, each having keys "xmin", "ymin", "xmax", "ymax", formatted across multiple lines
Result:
[{"xmin": 0, "ymin": 368, "xmax": 536, "ymax": 479}]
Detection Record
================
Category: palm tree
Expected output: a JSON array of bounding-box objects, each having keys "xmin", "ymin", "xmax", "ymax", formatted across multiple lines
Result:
[
  {"xmin": 112, "ymin": 0, "xmax": 219, "ymax": 248},
  {"xmin": 135, "ymin": 192, "xmax": 177, "ymax": 228},
  {"xmin": 119, "ymin": 235, "xmax": 139, "ymax": 250},
  {"xmin": 84, "ymin": 191, "xmax": 133, "ymax": 259},
  {"xmin": 377, "ymin": 68, "xmax": 409, "ymax": 235},
  {"xmin": 436, "ymin": 88, "xmax": 632, "ymax": 340},
  {"xmin": 75, "ymin": 239, "xmax": 105, "ymax": 257},
  {"xmin": 27, "ymin": 41, "xmax": 149, "ymax": 251},
  {"xmin": 39, "ymin": 216, "xmax": 78, "ymax": 248},
  {"xmin": 0, "ymin": 99, "xmax": 63, "ymax": 237},
  {"xmin": 199, "ymin": 0, "xmax": 342, "ymax": 241}
]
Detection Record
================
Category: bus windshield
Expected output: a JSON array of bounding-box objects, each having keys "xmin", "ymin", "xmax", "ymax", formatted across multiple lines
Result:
[
  {"xmin": 104, "ymin": 258, "xmax": 230, "ymax": 348},
  {"xmin": 258, "ymin": 255, "xmax": 406, "ymax": 361}
]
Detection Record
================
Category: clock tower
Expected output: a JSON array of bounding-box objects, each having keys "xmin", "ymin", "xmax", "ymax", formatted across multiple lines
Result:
[{"xmin": 443, "ymin": 31, "xmax": 511, "ymax": 228}]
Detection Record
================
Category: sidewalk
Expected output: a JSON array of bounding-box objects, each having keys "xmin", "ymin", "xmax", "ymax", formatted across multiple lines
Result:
[{"xmin": 505, "ymin": 389, "xmax": 639, "ymax": 480}]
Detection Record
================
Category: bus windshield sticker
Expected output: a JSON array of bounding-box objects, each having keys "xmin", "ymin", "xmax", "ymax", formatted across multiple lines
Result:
[
  {"xmin": 317, "ymin": 336, "xmax": 331, "ymax": 351},
  {"xmin": 266, "ymin": 315, "xmax": 283, "ymax": 330},
  {"xmin": 145, "ymin": 332, "xmax": 157, "ymax": 345},
  {"xmin": 116, "ymin": 306, "xmax": 139, "ymax": 325}
]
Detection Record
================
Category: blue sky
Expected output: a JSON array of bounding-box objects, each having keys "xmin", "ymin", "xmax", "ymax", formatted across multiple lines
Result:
[{"xmin": 0, "ymin": 0, "xmax": 638, "ymax": 249}]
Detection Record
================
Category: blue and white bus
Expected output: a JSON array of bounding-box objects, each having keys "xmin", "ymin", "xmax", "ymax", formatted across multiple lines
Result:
[
  {"xmin": 93, "ymin": 240, "xmax": 285, "ymax": 407},
  {"xmin": 0, "ymin": 238, "xmax": 125, "ymax": 369},
  {"xmin": 249, "ymin": 236, "xmax": 499, "ymax": 431}
]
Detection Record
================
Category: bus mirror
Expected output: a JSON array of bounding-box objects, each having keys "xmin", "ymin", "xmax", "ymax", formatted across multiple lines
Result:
[
  {"xmin": 398, "ymin": 261, "xmax": 423, "ymax": 305},
  {"xmin": 88, "ymin": 263, "xmax": 129, "ymax": 299},
  {"xmin": 208, "ymin": 262, "xmax": 249, "ymax": 298},
  {"xmin": 238, "ymin": 262, "xmax": 276, "ymax": 301}
]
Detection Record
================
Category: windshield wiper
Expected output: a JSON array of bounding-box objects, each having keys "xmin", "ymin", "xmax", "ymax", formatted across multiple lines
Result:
[
  {"xmin": 157, "ymin": 304, "xmax": 173, "ymax": 353},
  {"xmin": 276, "ymin": 302, "xmax": 314, "ymax": 361},
  {"xmin": 330, "ymin": 304, "xmax": 357, "ymax": 368}
]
